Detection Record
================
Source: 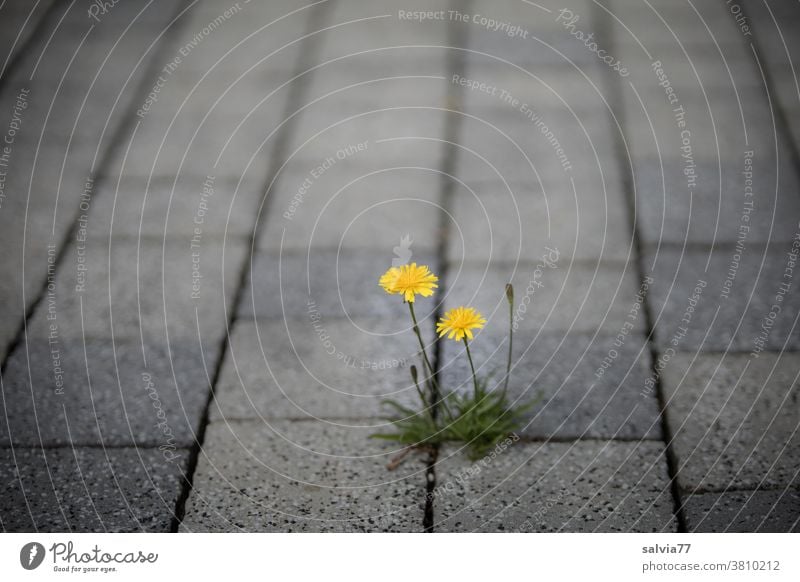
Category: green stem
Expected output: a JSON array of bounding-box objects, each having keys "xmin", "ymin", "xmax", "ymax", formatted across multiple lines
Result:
[
  {"xmin": 503, "ymin": 299, "xmax": 513, "ymax": 396},
  {"xmin": 409, "ymin": 366, "xmax": 433, "ymax": 421},
  {"xmin": 408, "ymin": 301, "xmax": 439, "ymax": 403},
  {"xmin": 463, "ymin": 337, "xmax": 481, "ymax": 398}
]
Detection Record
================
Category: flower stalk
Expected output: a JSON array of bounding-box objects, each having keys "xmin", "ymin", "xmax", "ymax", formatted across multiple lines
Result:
[
  {"xmin": 463, "ymin": 337, "xmax": 481, "ymax": 398},
  {"xmin": 408, "ymin": 301, "xmax": 439, "ymax": 406},
  {"xmin": 504, "ymin": 283, "xmax": 514, "ymax": 396},
  {"xmin": 375, "ymin": 263, "xmax": 535, "ymax": 462}
]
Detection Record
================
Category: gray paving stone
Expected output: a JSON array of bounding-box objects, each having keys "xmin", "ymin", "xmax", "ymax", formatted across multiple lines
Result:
[
  {"xmin": 0, "ymin": 133, "xmax": 99, "ymax": 258},
  {"xmin": 63, "ymin": 0, "xmax": 186, "ymax": 33},
  {"xmin": 211, "ymin": 319, "xmax": 434, "ymax": 422},
  {"xmin": 621, "ymin": 46, "xmax": 765, "ymax": 94},
  {"xmin": 89, "ymin": 175, "xmax": 259, "ymax": 241},
  {"xmin": 466, "ymin": 0, "xmax": 595, "ymax": 34},
  {"xmin": 621, "ymin": 85, "xmax": 788, "ymax": 159},
  {"xmin": 186, "ymin": 0, "xmax": 310, "ymax": 26},
  {"xmin": 0, "ymin": 151, "xmax": 251, "ymax": 360},
  {"xmin": 683, "ymin": 489, "xmax": 800, "ymax": 533},
  {"xmin": 180, "ymin": 419, "xmax": 427, "ymax": 532},
  {"xmin": 27, "ymin": 238, "xmax": 247, "ymax": 343},
  {"xmin": 303, "ymin": 51, "xmax": 447, "ymax": 106},
  {"xmin": 139, "ymin": 63, "xmax": 299, "ymax": 119},
  {"xmin": 462, "ymin": 0, "xmax": 623, "ymax": 71},
  {"xmin": 0, "ymin": 123, "xmax": 109, "ymax": 364},
  {"xmin": 446, "ymin": 179, "xmax": 633, "ymax": 263},
  {"xmin": 131, "ymin": 1, "xmax": 308, "ymax": 97},
  {"xmin": 0, "ymin": 1, "xmax": 206, "ymax": 363},
  {"xmin": 632, "ymin": 153, "xmax": 800, "ymax": 246},
  {"xmin": 259, "ymin": 164, "xmax": 444, "ymax": 252},
  {"xmin": 772, "ymin": 76, "xmax": 800, "ymax": 150},
  {"xmin": 439, "ymin": 331, "xmax": 661, "ymax": 440},
  {"xmin": 606, "ymin": 0, "xmax": 746, "ymax": 47},
  {"xmin": 2, "ymin": 0, "xmax": 796, "ymax": 538},
  {"xmin": 432, "ymin": 440, "xmax": 676, "ymax": 532},
  {"xmin": 744, "ymin": 4, "xmax": 800, "ymax": 159},
  {"xmin": 457, "ymin": 62, "xmax": 612, "ymax": 113},
  {"xmin": 453, "ymin": 105, "xmax": 620, "ymax": 184},
  {"xmin": 441, "ymin": 261, "xmax": 646, "ymax": 335},
  {"xmin": 742, "ymin": 0, "xmax": 800, "ymax": 25},
  {"xmin": 103, "ymin": 104, "xmax": 288, "ymax": 183},
  {"xmin": 0, "ymin": 1, "xmax": 54, "ymax": 76},
  {"xmin": 240, "ymin": 250, "xmax": 440, "ymax": 322},
  {"xmin": 96, "ymin": 5, "xmax": 309, "ymax": 182},
  {"xmin": 274, "ymin": 127, "xmax": 446, "ymax": 198},
  {"xmin": 662, "ymin": 353, "xmax": 800, "ymax": 491},
  {"xmin": 0, "ymin": 336, "xmax": 217, "ymax": 447},
  {"xmin": 0, "ymin": 446, "xmax": 188, "ymax": 532},
  {"xmin": 286, "ymin": 104, "xmax": 447, "ymax": 165},
  {"xmin": 22, "ymin": 9, "xmax": 175, "ymax": 80},
  {"xmin": 20, "ymin": 7, "xmax": 186, "ymax": 109},
  {"xmin": 645, "ymin": 247, "xmax": 800, "ymax": 352},
  {"xmin": 613, "ymin": 32, "xmax": 754, "ymax": 64},
  {"xmin": 317, "ymin": 0, "xmax": 454, "ymax": 60},
  {"xmin": 469, "ymin": 29, "xmax": 604, "ymax": 68}
]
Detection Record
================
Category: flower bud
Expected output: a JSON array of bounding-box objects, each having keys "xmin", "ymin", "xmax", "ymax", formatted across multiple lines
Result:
[{"xmin": 505, "ymin": 283, "xmax": 514, "ymax": 304}]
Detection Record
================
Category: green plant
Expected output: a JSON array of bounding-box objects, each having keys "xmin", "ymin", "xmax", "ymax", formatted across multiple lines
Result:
[
  {"xmin": 441, "ymin": 378, "xmax": 539, "ymax": 460},
  {"xmin": 374, "ymin": 264, "xmax": 538, "ymax": 464}
]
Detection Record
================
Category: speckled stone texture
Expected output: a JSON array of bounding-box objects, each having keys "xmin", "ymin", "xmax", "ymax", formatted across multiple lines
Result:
[
  {"xmin": 239, "ymin": 250, "xmax": 440, "ymax": 321},
  {"xmin": 25, "ymin": 238, "xmax": 247, "ymax": 344},
  {"xmin": 684, "ymin": 489, "xmax": 800, "ymax": 532},
  {"xmin": 631, "ymin": 153, "xmax": 800, "ymax": 246},
  {"xmin": 645, "ymin": 248, "xmax": 800, "ymax": 353},
  {"xmin": 439, "ymin": 330, "xmax": 661, "ymax": 439},
  {"xmin": 432, "ymin": 440, "xmax": 676, "ymax": 532},
  {"xmin": 0, "ymin": 447, "xmax": 188, "ymax": 532},
  {"xmin": 662, "ymin": 353, "xmax": 800, "ymax": 491},
  {"xmin": 0, "ymin": 337, "xmax": 216, "ymax": 447},
  {"xmin": 210, "ymin": 318, "xmax": 434, "ymax": 421},
  {"xmin": 3, "ymin": 0, "xmax": 800, "ymax": 534},
  {"xmin": 441, "ymin": 261, "xmax": 646, "ymax": 335},
  {"xmin": 180, "ymin": 420, "xmax": 428, "ymax": 532},
  {"xmin": 446, "ymin": 178, "xmax": 632, "ymax": 263},
  {"xmin": 259, "ymin": 166, "xmax": 445, "ymax": 253},
  {"xmin": 89, "ymin": 175, "xmax": 262, "ymax": 241},
  {"xmin": 0, "ymin": 0, "xmax": 190, "ymax": 363}
]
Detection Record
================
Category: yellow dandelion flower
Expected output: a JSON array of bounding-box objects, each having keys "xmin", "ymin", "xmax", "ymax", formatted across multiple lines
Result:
[
  {"xmin": 436, "ymin": 306, "xmax": 487, "ymax": 342},
  {"xmin": 379, "ymin": 266, "xmax": 401, "ymax": 295},
  {"xmin": 378, "ymin": 263, "xmax": 438, "ymax": 303}
]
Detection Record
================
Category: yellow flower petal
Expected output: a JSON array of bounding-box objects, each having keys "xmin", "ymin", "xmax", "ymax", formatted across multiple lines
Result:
[
  {"xmin": 436, "ymin": 306, "xmax": 486, "ymax": 342},
  {"xmin": 379, "ymin": 267, "xmax": 401, "ymax": 294},
  {"xmin": 378, "ymin": 263, "xmax": 438, "ymax": 303}
]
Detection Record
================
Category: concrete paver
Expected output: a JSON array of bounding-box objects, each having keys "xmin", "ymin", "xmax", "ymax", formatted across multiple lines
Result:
[
  {"xmin": 684, "ymin": 489, "xmax": 800, "ymax": 533},
  {"xmin": 1, "ymin": 337, "xmax": 216, "ymax": 447},
  {"xmin": 441, "ymin": 261, "xmax": 646, "ymax": 335},
  {"xmin": 181, "ymin": 419, "xmax": 427, "ymax": 532},
  {"xmin": 2, "ymin": 0, "xmax": 799, "ymax": 533},
  {"xmin": 662, "ymin": 353, "xmax": 800, "ymax": 491},
  {"xmin": 645, "ymin": 248, "xmax": 800, "ymax": 353},
  {"xmin": 439, "ymin": 330, "xmax": 661, "ymax": 440},
  {"xmin": 240, "ymin": 250, "xmax": 441, "ymax": 321},
  {"xmin": 210, "ymin": 318, "xmax": 434, "ymax": 421},
  {"xmin": 433, "ymin": 440, "xmax": 675, "ymax": 532},
  {"xmin": 0, "ymin": 446, "xmax": 188, "ymax": 532}
]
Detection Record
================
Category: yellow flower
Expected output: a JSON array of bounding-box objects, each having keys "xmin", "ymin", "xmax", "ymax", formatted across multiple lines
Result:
[
  {"xmin": 378, "ymin": 263, "xmax": 438, "ymax": 303},
  {"xmin": 436, "ymin": 306, "xmax": 486, "ymax": 341}
]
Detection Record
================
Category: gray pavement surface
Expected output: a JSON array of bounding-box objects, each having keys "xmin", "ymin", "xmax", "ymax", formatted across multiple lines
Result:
[{"xmin": 0, "ymin": 0, "xmax": 798, "ymax": 532}]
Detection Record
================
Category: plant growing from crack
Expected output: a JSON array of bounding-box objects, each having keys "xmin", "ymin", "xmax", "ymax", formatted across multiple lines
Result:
[{"xmin": 372, "ymin": 263, "xmax": 537, "ymax": 462}]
